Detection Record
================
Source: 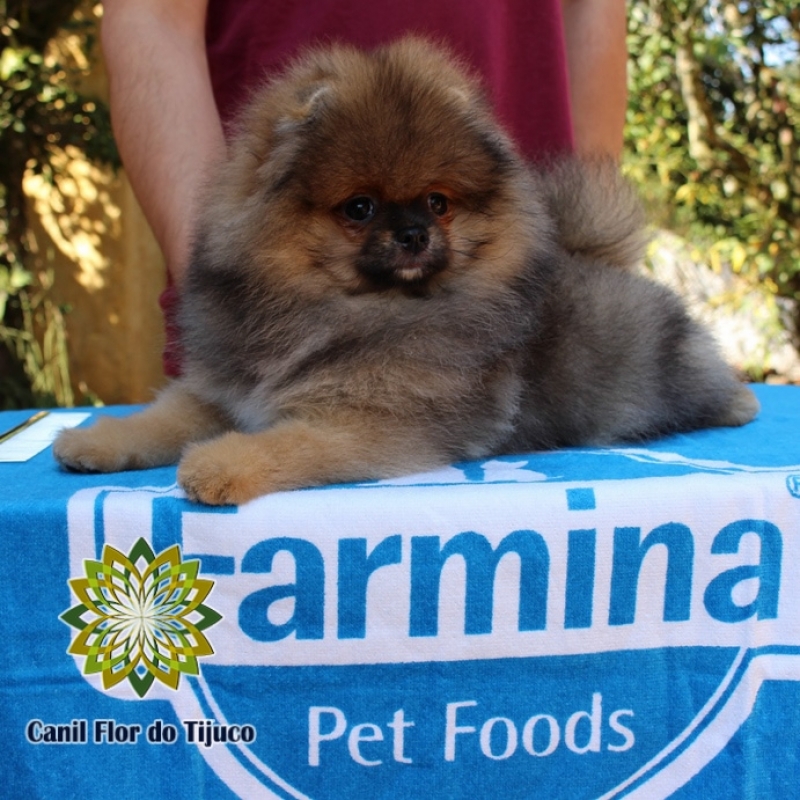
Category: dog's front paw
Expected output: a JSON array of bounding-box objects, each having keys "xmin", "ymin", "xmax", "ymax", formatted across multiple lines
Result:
[
  {"xmin": 53, "ymin": 415, "xmax": 176, "ymax": 473},
  {"xmin": 54, "ymin": 420, "xmax": 134, "ymax": 473},
  {"xmin": 178, "ymin": 433, "xmax": 272, "ymax": 506}
]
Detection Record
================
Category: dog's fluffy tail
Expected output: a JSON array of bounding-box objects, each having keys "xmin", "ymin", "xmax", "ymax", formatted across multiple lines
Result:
[{"xmin": 539, "ymin": 158, "xmax": 648, "ymax": 270}]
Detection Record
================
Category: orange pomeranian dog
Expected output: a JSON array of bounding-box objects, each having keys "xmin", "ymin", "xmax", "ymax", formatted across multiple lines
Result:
[{"xmin": 54, "ymin": 38, "xmax": 758, "ymax": 505}]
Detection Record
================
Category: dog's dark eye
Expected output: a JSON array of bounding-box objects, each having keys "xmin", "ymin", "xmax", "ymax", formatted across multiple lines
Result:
[
  {"xmin": 427, "ymin": 192, "xmax": 449, "ymax": 216},
  {"xmin": 343, "ymin": 196, "xmax": 377, "ymax": 222}
]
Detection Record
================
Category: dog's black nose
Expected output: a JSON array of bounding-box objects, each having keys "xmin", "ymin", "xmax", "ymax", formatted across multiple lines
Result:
[{"xmin": 395, "ymin": 226, "xmax": 429, "ymax": 255}]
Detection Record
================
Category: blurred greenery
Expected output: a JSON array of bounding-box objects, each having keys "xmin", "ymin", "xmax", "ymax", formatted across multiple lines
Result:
[
  {"xmin": 1, "ymin": 0, "xmax": 118, "ymax": 409},
  {"xmin": 625, "ymin": 0, "xmax": 800, "ymax": 301}
]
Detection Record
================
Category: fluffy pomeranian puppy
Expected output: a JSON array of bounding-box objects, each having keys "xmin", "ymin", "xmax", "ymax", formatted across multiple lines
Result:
[{"xmin": 54, "ymin": 38, "xmax": 758, "ymax": 505}]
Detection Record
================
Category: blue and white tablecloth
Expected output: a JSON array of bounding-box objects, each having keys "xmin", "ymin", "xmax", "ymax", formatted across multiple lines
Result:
[{"xmin": 1, "ymin": 384, "xmax": 799, "ymax": 799}]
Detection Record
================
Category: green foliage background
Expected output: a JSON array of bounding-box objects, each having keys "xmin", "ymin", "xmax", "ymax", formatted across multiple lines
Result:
[
  {"xmin": 0, "ymin": 0, "xmax": 798, "ymax": 409},
  {"xmin": 1, "ymin": 0, "xmax": 118, "ymax": 409},
  {"xmin": 625, "ymin": 0, "xmax": 800, "ymax": 299}
]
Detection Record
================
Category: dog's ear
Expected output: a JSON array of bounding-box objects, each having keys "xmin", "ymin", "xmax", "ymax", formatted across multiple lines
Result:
[
  {"xmin": 274, "ymin": 80, "xmax": 333, "ymax": 134},
  {"xmin": 258, "ymin": 80, "xmax": 333, "ymax": 194},
  {"xmin": 446, "ymin": 84, "xmax": 475, "ymax": 110},
  {"xmin": 226, "ymin": 54, "xmax": 338, "ymax": 163},
  {"xmin": 295, "ymin": 82, "xmax": 332, "ymax": 119}
]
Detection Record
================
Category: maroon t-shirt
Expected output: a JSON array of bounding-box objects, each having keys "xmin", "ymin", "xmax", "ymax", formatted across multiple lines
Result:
[
  {"xmin": 206, "ymin": 0, "xmax": 574, "ymax": 158},
  {"xmin": 161, "ymin": 0, "xmax": 575, "ymax": 376}
]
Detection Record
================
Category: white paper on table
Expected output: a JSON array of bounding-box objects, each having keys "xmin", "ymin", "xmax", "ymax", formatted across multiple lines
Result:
[{"xmin": 0, "ymin": 412, "xmax": 91, "ymax": 462}]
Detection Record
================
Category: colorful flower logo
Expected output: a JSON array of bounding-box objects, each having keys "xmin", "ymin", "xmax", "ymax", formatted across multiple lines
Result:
[{"xmin": 60, "ymin": 538, "xmax": 222, "ymax": 698}]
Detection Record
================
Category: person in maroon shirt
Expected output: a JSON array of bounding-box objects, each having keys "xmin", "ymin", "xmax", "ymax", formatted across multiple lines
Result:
[
  {"xmin": 100, "ymin": 0, "xmax": 627, "ymax": 376},
  {"xmin": 204, "ymin": 1, "xmax": 576, "ymax": 159}
]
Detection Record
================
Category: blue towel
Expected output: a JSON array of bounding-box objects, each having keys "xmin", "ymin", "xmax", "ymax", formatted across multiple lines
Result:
[{"xmin": 2, "ymin": 384, "xmax": 799, "ymax": 798}]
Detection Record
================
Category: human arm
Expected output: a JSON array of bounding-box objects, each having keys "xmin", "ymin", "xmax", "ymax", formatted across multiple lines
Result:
[
  {"xmin": 561, "ymin": 0, "xmax": 628, "ymax": 158},
  {"xmin": 101, "ymin": 0, "xmax": 226, "ymax": 286}
]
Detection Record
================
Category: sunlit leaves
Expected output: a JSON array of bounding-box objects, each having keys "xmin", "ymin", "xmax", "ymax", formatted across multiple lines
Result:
[
  {"xmin": 1, "ymin": 1, "xmax": 118, "ymax": 408},
  {"xmin": 625, "ymin": 0, "xmax": 799, "ymax": 299}
]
